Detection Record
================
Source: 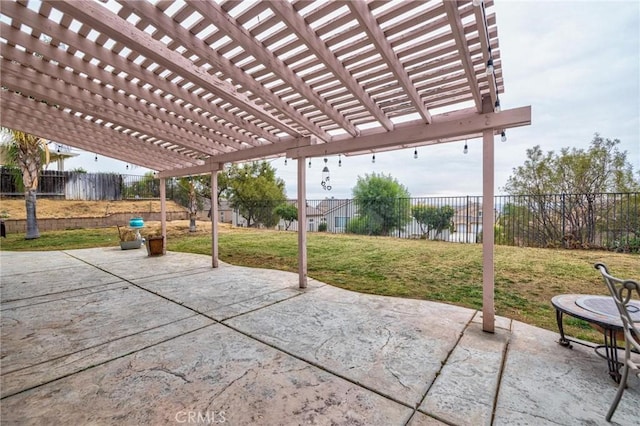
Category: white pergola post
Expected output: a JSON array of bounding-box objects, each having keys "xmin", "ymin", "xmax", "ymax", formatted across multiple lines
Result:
[
  {"xmin": 482, "ymin": 129, "xmax": 495, "ymax": 332},
  {"xmin": 211, "ymin": 170, "xmax": 219, "ymax": 268},
  {"xmin": 159, "ymin": 177, "xmax": 167, "ymax": 255},
  {"xmin": 297, "ymin": 157, "xmax": 308, "ymax": 289}
]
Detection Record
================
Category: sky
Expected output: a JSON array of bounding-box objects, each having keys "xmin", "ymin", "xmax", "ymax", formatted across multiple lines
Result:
[{"xmin": 61, "ymin": 0, "xmax": 640, "ymax": 201}]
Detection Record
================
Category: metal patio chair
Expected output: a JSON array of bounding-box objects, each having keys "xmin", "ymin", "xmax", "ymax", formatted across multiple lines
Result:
[{"xmin": 594, "ymin": 263, "xmax": 640, "ymax": 422}]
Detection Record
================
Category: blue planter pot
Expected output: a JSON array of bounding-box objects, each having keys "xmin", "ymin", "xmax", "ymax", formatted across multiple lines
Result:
[{"xmin": 129, "ymin": 217, "xmax": 144, "ymax": 229}]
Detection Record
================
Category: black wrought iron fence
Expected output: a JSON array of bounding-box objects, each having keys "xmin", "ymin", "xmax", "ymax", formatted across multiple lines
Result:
[
  {"xmin": 305, "ymin": 194, "xmax": 639, "ymax": 251},
  {"xmin": 495, "ymin": 193, "xmax": 640, "ymax": 252}
]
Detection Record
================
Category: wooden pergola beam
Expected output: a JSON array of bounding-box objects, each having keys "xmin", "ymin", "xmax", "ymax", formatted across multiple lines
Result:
[
  {"xmin": 126, "ymin": 0, "xmax": 333, "ymax": 142},
  {"xmin": 157, "ymin": 137, "xmax": 311, "ymax": 179},
  {"xmin": 269, "ymin": 0, "xmax": 394, "ymax": 132},
  {"xmin": 186, "ymin": 0, "xmax": 357, "ymax": 138},
  {"xmin": 48, "ymin": 1, "xmax": 305, "ymax": 140},
  {"xmin": 0, "ymin": 63, "xmax": 224, "ymax": 157},
  {"xmin": 1, "ymin": 99, "xmax": 191, "ymax": 170},
  {"xmin": 0, "ymin": 44, "xmax": 246, "ymax": 152},
  {"xmin": 0, "ymin": 3, "xmax": 281, "ymax": 146},
  {"xmin": 443, "ymin": 0, "xmax": 483, "ymax": 112},
  {"xmin": 475, "ymin": 5, "xmax": 499, "ymax": 108},
  {"xmin": 346, "ymin": 0, "xmax": 433, "ymax": 124},
  {"xmin": 288, "ymin": 106, "xmax": 531, "ymax": 159},
  {"xmin": 0, "ymin": 26, "xmax": 260, "ymax": 149}
]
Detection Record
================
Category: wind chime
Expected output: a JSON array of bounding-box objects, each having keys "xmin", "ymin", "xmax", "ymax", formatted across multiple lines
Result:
[{"xmin": 321, "ymin": 157, "xmax": 331, "ymax": 191}]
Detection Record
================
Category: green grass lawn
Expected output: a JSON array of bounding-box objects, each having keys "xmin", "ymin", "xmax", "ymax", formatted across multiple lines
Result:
[{"xmin": 2, "ymin": 225, "xmax": 638, "ymax": 342}]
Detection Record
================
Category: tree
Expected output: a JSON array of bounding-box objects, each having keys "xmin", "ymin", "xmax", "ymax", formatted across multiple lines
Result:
[
  {"xmin": 351, "ymin": 173, "xmax": 411, "ymax": 236},
  {"xmin": 275, "ymin": 203, "xmax": 298, "ymax": 230},
  {"xmin": 126, "ymin": 171, "xmax": 159, "ymax": 199},
  {"xmin": 0, "ymin": 128, "xmax": 49, "ymax": 239},
  {"xmin": 228, "ymin": 161, "xmax": 286, "ymax": 227},
  {"xmin": 412, "ymin": 204, "xmax": 455, "ymax": 240},
  {"xmin": 504, "ymin": 135, "xmax": 639, "ymax": 196},
  {"xmin": 503, "ymin": 134, "xmax": 640, "ymax": 247}
]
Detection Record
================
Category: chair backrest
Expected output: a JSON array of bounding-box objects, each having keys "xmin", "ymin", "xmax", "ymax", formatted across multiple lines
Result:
[{"xmin": 595, "ymin": 263, "xmax": 640, "ymax": 352}]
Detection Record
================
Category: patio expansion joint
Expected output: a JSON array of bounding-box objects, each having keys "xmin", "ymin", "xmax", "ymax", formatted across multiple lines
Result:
[
  {"xmin": 217, "ymin": 290, "xmax": 307, "ymax": 321},
  {"xmin": 404, "ymin": 311, "xmax": 477, "ymax": 426},
  {"xmin": 0, "ymin": 320, "xmax": 215, "ymax": 400},
  {"xmin": 218, "ymin": 318, "xmax": 417, "ymax": 412},
  {"xmin": 63, "ymin": 252, "xmax": 220, "ymax": 322},
  {"xmin": 0, "ymin": 282, "xmax": 128, "ymax": 311},
  {"xmin": 490, "ymin": 330, "xmax": 512, "ymax": 425}
]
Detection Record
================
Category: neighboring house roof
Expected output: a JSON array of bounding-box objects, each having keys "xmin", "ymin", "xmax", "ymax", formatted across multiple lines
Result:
[
  {"xmin": 317, "ymin": 198, "xmax": 352, "ymax": 215},
  {"xmin": 285, "ymin": 199, "xmax": 323, "ymax": 217}
]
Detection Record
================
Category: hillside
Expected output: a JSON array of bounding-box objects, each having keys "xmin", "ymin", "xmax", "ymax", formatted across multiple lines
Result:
[{"xmin": 0, "ymin": 199, "xmax": 186, "ymax": 220}]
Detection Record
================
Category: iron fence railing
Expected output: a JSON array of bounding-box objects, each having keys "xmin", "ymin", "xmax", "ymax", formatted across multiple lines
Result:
[
  {"xmin": 304, "ymin": 194, "xmax": 640, "ymax": 252},
  {"xmin": 1, "ymin": 168, "xmax": 637, "ymax": 252}
]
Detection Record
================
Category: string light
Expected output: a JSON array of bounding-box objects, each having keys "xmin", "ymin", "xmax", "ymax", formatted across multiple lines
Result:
[
  {"xmin": 372, "ymin": 153, "xmax": 376, "ymax": 164},
  {"xmin": 126, "ymin": 163, "xmax": 129, "ymax": 170},
  {"xmin": 94, "ymin": 154, "xmax": 98, "ymax": 162},
  {"xmin": 284, "ymin": 158, "xmax": 287, "ymax": 166},
  {"xmin": 414, "ymin": 148, "xmax": 418, "ymax": 159},
  {"xmin": 501, "ymin": 131, "xmax": 507, "ymax": 142},
  {"xmin": 494, "ymin": 98, "xmax": 501, "ymax": 112},
  {"xmin": 463, "ymin": 140, "xmax": 468, "ymax": 154},
  {"xmin": 486, "ymin": 58, "xmax": 494, "ymax": 76},
  {"xmin": 338, "ymin": 154, "xmax": 342, "ymax": 167},
  {"xmin": 308, "ymin": 159, "xmax": 311, "ymax": 168}
]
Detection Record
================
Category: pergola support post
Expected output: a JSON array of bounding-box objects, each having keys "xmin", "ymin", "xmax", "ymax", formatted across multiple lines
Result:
[
  {"xmin": 159, "ymin": 177, "xmax": 167, "ymax": 255},
  {"xmin": 297, "ymin": 157, "xmax": 308, "ymax": 289},
  {"xmin": 211, "ymin": 170, "xmax": 219, "ymax": 268},
  {"xmin": 482, "ymin": 128, "xmax": 495, "ymax": 332}
]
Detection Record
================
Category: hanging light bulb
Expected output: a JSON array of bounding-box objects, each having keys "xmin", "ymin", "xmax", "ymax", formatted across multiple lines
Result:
[
  {"xmin": 94, "ymin": 154, "xmax": 98, "ymax": 162},
  {"xmin": 56, "ymin": 145, "xmax": 60, "ymax": 153},
  {"xmin": 308, "ymin": 159, "xmax": 311, "ymax": 168},
  {"xmin": 338, "ymin": 154, "xmax": 342, "ymax": 167},
  {"xmin": 486, "ymin": 58, "xmax": 494, "ymax": 76},
  {"xmin": 494, "ymin": 98, "xmax": 501, "ymax": 112},
  {"xmin": 463, "ymin": 141, "xmax": 468, "ymax": 154},
  {"xmin": 501, "ymin": 131, "xmax": 507, "ymax": 142},
  {"xmin": 372, "ymin": 153, "xmax": 376, "ymax": 164},
  {"xmin": 126, "ymin": 163, "xmax": 129, "ymax": 170},
  {"xmin": 284, "ymin": 158, "xmax": 287, "ymax": 166},
  {"xmin": 414, "ymin": 148, "xmax": 418, "ymax": 159}
]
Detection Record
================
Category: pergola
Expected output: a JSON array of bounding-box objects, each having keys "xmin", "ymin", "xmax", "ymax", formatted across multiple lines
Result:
[{"xmin": 0, "ymin": 0, "xmax": 530, "ymax": 332}]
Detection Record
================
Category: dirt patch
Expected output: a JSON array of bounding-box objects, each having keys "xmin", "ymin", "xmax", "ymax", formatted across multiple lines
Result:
[{"xmin": 0, "ymin": 199, "xmax": 186, "ymax": 220}]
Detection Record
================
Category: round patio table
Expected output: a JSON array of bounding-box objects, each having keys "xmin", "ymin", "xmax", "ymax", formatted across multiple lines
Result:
[{"xmin": 551, "ymin": 294, "xmax": 640, "ymax": 383}]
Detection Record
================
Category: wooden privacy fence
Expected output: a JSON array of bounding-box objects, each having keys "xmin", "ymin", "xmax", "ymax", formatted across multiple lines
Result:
[
  {"xmin": 64, "ymin": 173, "xmax": 122, "ymax": 200},
  {"xmin": 0, "ymin": 168, "xmax": 168, "ymax": 200}
]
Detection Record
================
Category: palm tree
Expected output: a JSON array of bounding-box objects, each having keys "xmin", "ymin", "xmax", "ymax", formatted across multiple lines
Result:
[{"xmin": 1, "ymin": 128, "xmax": 49, "ymax": 239}]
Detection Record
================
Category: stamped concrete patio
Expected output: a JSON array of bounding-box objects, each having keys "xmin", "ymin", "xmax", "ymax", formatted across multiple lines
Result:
[{"xmin": 1, "ymin": 248, "xmax": 638, "ymax": 425}]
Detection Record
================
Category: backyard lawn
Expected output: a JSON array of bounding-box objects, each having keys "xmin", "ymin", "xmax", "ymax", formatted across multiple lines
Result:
[{"xmin": 2, "ymin": 220, "xmax": 637, "ymax": 343}]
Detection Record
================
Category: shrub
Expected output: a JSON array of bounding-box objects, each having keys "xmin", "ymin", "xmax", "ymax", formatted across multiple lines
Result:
[
  {"xmin": 318, "ymin": 222, "xmax": 327, "ymax": 232},
  {"xmin": 346, "ymin": 215, "xmax": 383, "ymax": 235}
]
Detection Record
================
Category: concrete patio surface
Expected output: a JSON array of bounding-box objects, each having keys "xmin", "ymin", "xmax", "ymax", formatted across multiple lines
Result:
[{"xmin": 1, "ymin": 248, "xmax": 638, "ymax": 425}]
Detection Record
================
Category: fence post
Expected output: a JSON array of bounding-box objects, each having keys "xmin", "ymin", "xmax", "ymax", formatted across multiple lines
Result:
[
  {"xmin": 561, "ymin": 193, "xmax": 566, "ymax": 247},
  {"xmin": 466, "ymin": 195, "xmax": 470, "ymax": 244}
]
